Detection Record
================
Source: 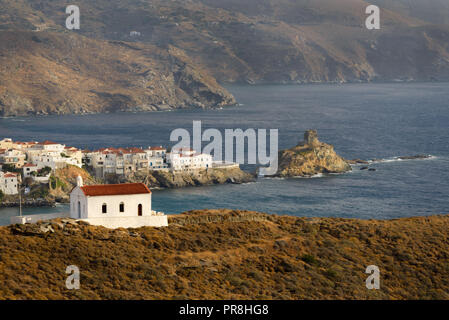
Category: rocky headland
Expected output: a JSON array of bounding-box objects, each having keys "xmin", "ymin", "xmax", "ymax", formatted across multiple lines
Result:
[
  {"xmin": 276, "ymin": 130, "xmax": 352, "ymax": 177},
  {"xmin": 104, "ymin": 167, "xmax": 256, "ymax": 189},
  {"xmin": 1, "ymin": 210, "xmax": 448, "ymax": 299}
]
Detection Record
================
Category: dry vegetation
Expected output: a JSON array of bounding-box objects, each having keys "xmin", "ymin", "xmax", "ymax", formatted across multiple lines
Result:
[
  {"xmin": 0, "ymin": 29, "xmax": 235, "ymax": 116},
  {"xmin": 0, "ymin": 210, "xmax": 448, "ymax": 300},
  {"xmin": 2, "ymin": 1, "xmax": 449, "ymax": 117}
]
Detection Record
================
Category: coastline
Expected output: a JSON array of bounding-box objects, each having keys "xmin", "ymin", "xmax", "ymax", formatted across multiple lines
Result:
[{"xmin": 0, "ymin": 166, "xmax": 256, "ymax": 209}]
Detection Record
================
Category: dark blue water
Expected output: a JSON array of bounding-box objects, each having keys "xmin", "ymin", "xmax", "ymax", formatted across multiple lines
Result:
[{"xmin": 1, "ymin": 82, "xmax": 448, "ymax": 224}]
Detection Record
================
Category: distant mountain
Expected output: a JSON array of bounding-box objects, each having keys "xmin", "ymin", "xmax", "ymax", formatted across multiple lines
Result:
[
  {"xmin": 370, "ymin": 0, "xmax": 449, "ymax": 25},
  {"xmin": 1, "ymin": 0, "xmax": 449, "ymax": 115},
  {"xmin": 0, "ymin": 30, "xmax": 235, "ymax": 116}
]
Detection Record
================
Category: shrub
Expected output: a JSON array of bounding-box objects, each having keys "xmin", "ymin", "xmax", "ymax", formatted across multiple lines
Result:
[
  {"xmin": 301, "ymin": 254, "xmax": 318, "ymax": 266},
  {"xmin": 37, "ymin": 166, "xmax": 52, "ymax": 177},
  {"xmin": 324, "ymin": 269, "xmax": 339, "ymax": 280},
  {"xmin": 247, "ymin": 270, "xmax": 264, "ymax": 281}
]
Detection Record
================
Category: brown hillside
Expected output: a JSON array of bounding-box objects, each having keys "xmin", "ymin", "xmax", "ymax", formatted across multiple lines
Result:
[
  {"xmin": 0, "ymin": 30, "xmax": 235, "ymax": 116},
  {"xmin": 2, "ymin": 0, "xmax": 448, "ymax": 85},
  {"xmin": 0, "ymin": 209, "xmax": 448, "ymax": 300},
  {"xmin": 0, "ymin": 0, "xmax": 449, "ymax": 116}
]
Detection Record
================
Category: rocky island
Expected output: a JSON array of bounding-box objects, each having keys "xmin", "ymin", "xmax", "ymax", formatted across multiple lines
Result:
[
  {"xmin": 1, "ymin": 209, "xmax": 448, "ymax": 299},
  {"xmin": 276, "ymin": 130, "xmax": 352, "ymax": 177}
]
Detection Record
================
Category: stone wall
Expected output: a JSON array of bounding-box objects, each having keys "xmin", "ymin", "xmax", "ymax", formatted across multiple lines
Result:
[{"xmin": 82, "ymin": 215, "xmax": 168, "ymax": 229}]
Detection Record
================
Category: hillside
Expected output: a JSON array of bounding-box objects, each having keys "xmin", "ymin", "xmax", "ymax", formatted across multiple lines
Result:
[
  {"xmin": 0, "ymin": 30, "xmax": 235, "ymax": 116},
  {"xmin": 1, "ymin": 0, "xmax": 449, "ymax": 115},
  {"xmin": 0, "ymin": 210, "xmax": 448, "ymax": 299}
]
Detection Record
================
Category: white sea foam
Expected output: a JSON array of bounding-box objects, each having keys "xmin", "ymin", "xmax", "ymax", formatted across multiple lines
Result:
[
  {"xmin": 262, "ymin": 176, "xmax": 286, "ymax": 180},
  {"xmin": 368, "ymin": 155, "xmax": 436, "ymax": 164},
  {"xmin": 241, "ymin": 182, "xmax": 256, "ymax": 185},
  {"xmin": 292, "ymin": 173, "xmax": 325, "ymax": 179}
]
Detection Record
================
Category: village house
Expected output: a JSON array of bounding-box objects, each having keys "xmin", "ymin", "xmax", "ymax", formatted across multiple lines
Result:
[
  {"xmin": 29, "ymin": 152, "xmax": 80, "ymax": 170},
  {"xmin": 0, "ymin": 148, "xmax": 26, "ymax": 168},
  {"xmin": 84, "ymin": 146, "xmax": 167, "ymax": 178},
  {"xmin": 85, "ymin": 148, "xmax": 130, "ymax": 177},
  {"xmin": 0, "ymin": 171, "xmax": 19, "ymax": 195},
  {"xmin": 23, "ymin": 163, "xmax": 38, "ymax": 178},
  {"xmin": 27, "ymin": 141, "xmax": 81, "ymax": 170},
  {"xmin": 167, "ymin": 148, "xmax": 213, "ymax": 172},
  {"xmin": 70, "ymin": 176, "xmax": 167, "ymax": 228},
  {"xmin": 63, "ymin": 146, "xmax": 83, "ymax": 166},
  {"xmin": 22, "ymin": 163, "xmax": 50, "ymax": 183},
  {"xmin": 12, "ymin": 141, "xmax": 39, "ymax": 151},
  {"xmin": 0, "ymin": 138, "xmax": 13, "ymax": 149},
  {"xmin": 125, "ymin": 147, "xmax": 149, "ymax": 174},
  {"xmin": 145, "ymin": 146, "xmax": 168, "ymax": 170}
]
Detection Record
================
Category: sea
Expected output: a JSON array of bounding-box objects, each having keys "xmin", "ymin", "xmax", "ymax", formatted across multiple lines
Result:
[{"xmin": 0, "ymin": 82, "xmax": 448, "ymax": 225}]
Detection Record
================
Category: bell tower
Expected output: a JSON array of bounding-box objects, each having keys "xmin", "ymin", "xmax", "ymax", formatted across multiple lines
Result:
[{"xmin": 76, "ymin": 175, "xmax": 83, "ymax": 187}]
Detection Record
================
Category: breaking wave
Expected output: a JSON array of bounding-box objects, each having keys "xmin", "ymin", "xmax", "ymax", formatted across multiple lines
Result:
[{"xmin": 368, "ymin": 155, "xmax": 436, "ymax": 164}]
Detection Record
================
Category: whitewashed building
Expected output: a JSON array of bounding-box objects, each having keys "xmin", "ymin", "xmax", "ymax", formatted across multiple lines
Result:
[
  {"xmin": 145, "ymin": 146, "xmax": 168, "ymax": 170},
  {"xmin": 0, "ymin": 148, "xmax": 26, "ymax": 168},
  {"xmin": 84, "ymin": 146, "xmax": 168, "ymax": 178},
  {"xmin": 27, "ymin": 141, "xmax": 81, "ymax": 170},
  {"xmin": 167, "ymin": 148, "xmax": 213, "ymax": 172},
  {"xmin": 0, "ymin": 138, "xmax": 13, "ymax": 149},
  {"xmin": 70, "ymin": 176, "xmax": 167, "ymax": 228},
  {"xmin": 0, "ymin": 171, "xmax": 19, "ymax": 195},
  {"xmin": 23, "ymin": 163, "xmax": 38, "ymax": 178},
  {"xmin": 30, "ymin": 152, "xmax": 80, "ymax": 170}
]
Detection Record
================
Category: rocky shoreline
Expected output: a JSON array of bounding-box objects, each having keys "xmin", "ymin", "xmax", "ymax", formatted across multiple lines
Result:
[
  {"xmin": 0, "ymin": 197, "xmax": 56, "ymax": 208},
  {"xmin": 103, "ymin": 167, "xmax": 256, "ymax": 189},
  {"xmin": 0, "ymin": 166, "xmax": 256, "ymax": 208}
]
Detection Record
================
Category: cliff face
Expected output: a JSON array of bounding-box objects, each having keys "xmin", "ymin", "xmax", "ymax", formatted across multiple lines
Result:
[
  {"xmin": 104, "ymin": 167, "xmax": 255, "ymax": 189},
  {"xmin": 1, "ymin": 210, "xmax": 448, "ymax": 299},
  {"xmin": 0, "ymin": 31, "xmax": 235, "ymax": 116},
  {"xmin": 46, "ymin": 166, "xmax": 97, "ymax": 202},
  {"xmin": 276, "ymin": 130, "xmax": 351, "ymax": 177}
]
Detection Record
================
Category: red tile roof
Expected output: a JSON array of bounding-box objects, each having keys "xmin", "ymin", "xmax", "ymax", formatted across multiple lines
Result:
[
  {"xmin": 39, "ymin": 140, "xmax": 60, "ymax": 145},
  {"xmin": 80, "ymin": 183, "xmax": 151, "ymax": 197},
  {"xmin": 149, "ymin": 146, "xmax": 165, "ymax": 150},
  {"xmin": 4, "ymin": 172, "xmax": 17, "ymax": 178},
  {"xmin": 23, "ymin": 163, "xmax": 37, "ymax": 167}
]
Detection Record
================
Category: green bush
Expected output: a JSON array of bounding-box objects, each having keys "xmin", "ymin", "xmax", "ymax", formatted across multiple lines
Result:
[
  {"xmin": 37, "ymin": 166, "xmax": 52, "ymax": 177},
  {"xmin": 1, "ymin": 164, "xmax": 21, "ymax": 174},
  {"xmin": 324, "ymin": 268, "xmax": 339, "ymax": 280},
  {"xmin": 301, "ymin": 254, "xmax": 318, "ymax": 266}
]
